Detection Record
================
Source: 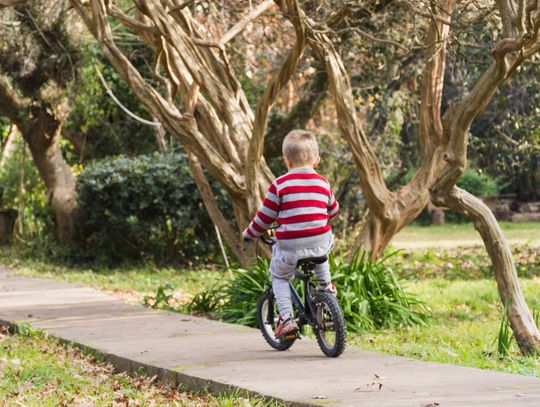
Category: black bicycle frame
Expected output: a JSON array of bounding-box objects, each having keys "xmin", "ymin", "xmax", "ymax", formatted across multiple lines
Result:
[{"xmin": 289, "ymin": 269, "xmax": 318, "ymax": 326}]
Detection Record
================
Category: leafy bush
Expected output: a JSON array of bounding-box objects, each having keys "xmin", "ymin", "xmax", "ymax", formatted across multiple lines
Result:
[
  {"xmin": 0, "ymin": 133, "xmax": 52, "ymax": 238},
  {"xmin": 77, "ymin": 153, "xmax": 222, "ymax": 264},
  {"xmin": 457, "ymin": 168, "xmax": 500, "ymax": 197},
  {"xmin": 186, "ymin": 251, "xmax": 430, "ymax": 332}
]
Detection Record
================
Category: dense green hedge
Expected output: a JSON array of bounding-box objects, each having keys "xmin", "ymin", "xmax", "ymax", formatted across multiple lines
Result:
[{"xmin": 77, "ymin": 153, "xmax": 220, "ymax": 264}]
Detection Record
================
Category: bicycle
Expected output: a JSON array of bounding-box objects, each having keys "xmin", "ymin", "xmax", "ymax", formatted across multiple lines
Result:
[{"xmin": 256, "ymin": 234, "xmax": 347, "ymax": 358}]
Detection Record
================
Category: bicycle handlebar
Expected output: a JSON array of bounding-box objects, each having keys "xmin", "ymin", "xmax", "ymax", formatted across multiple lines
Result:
[
  {"xmin": 259, "ymin": 234, "xmax": 276, "ymax": 247},
  {"xmin": 259, "ymin": 224, "xmax": 278, "ymax": 247}
]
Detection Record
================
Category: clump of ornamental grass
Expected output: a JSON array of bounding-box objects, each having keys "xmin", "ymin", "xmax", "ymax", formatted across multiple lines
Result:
[
  {"xmin": 330, "ymin": 249, "xmax": 431, "ymax": 332},
  {"xmin": 217, "ymin": 258, "xmax": 271, "ymax": 326},
  {"xmin": 183, "ymin": 249, "xmax": 431, "ymax": 331}
]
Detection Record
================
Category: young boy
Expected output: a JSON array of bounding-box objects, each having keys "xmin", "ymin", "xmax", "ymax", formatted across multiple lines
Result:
[{"xmin": 243, "ymin": 130, "xmax": 339, "ymax": 338}]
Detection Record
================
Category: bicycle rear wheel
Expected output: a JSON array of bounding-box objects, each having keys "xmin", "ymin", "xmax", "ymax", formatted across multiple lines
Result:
[
  {"xmin": 313, "ymin": 291, "xmax": 346, "ymax": 357},
  {"xmin": 257, "ymin": 290, "xmax": 296, "ymax": 351}
]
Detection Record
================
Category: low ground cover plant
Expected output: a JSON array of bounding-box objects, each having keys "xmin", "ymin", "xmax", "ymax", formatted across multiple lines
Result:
[
  {"xmin": 182, "ymin": 250, "xmax": 431, "ymax": 332},
  {"xmin": 391, "ymin": 244, "xmax": 540, "ymax": 280}
]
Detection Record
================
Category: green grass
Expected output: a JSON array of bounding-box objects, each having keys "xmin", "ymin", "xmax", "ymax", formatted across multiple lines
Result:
[
  {"xmin": 392, "ymin": 221, "xmax": 540, "ymax": 248},
  {"xmin": 0, "ymin": 246, "xmax": 222, "ymax": 304},
  {"xmin": 352, "ymin": 278, "xmax": 540, "ymax": 376},
  {"xmin": 388, "ymin": 244, "xmax": 540, "ymax": 280},
  {"xmin": 0, "ymin": 325, "xmax": 279, "ymax": 406}
]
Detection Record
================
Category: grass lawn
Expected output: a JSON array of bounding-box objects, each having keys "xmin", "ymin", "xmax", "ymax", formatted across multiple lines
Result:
[
  {"xmin": 352, "ymin": 278, "xmax": 540, "ymax": 376},
  {"xmin": 392, "ymin": 221, "xmax": 540, "ymax": 248},
  {"xmin": 0, "ymin": 325, "xmax": 274, "ymax": 406},
  {"xmin": 0, "ymin": 246, "xmax": 222, "ymax": 305}
]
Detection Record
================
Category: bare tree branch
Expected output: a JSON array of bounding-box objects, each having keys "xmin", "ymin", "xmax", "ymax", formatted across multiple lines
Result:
[
  {"xmin": 344, "ymin": 27, "xmax": 409, "ymax": 51},
  {"xmin": 187, "ymin": 152, "xmax": 252, "ymax": 266},
  {"xmin": 220, "ymin": 0, "xmax": 275, "ymax": 45},
  {"xmin": 298, "ymin": 13, "xmax": 394, "ymax": 220},
  {"xmin": 496, "ymin": 0, "xmax": 519, "ymax": 37},
  {"xmin": 0, "ymin": 0, "xmax": 25, "ymax": 7},
  {"xmin": 108, "ymin": 4, "xmax": 156, "ymax": 32},
  {"xmin": 245, "ymin": 0, "xmax": 307, "ymax": 213},
  {"xmin": 169, "ymin": 0, "xmax": 196, "ymax": 13},
  {"xmin": 432, "ymin": 186, "xmax": 540, "ymax": 354}
]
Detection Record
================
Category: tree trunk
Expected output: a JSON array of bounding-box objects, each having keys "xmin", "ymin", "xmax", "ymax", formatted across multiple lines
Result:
[
  {"xmin": 357, "ymin": 187, "xmax": 430, "ymax": 258},
  {"xmin": 0, "ymin": 0, "xmax": 82, "ymax": 247},
  {"xmin": 291, "ymin": 0, "xmax": 540, "ymax": 355},
  {"xmin": 187, "ymin": 152, "xmax": 253, "ymax": 265},
  {"xmin": 19, "ymin": 110, "xmax": 80, "ymax": 246},
  {"xmin": 432, "ymin": 186, "xmax": 540, "ymax": 354},
  {"xmin": 71, "ymin": 0, "xmax": 308, "ymax": 265}
]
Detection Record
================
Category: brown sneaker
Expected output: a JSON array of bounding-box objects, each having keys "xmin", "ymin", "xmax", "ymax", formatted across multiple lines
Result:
[{"xmin": 275, "ymin": 314, "xmax": 299, "ymax": 339}]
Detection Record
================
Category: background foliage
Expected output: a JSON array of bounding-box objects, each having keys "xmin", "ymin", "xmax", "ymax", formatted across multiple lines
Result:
[{"xmin": 77, "ymin": 153, "xmax": 223, "ymax": 264}]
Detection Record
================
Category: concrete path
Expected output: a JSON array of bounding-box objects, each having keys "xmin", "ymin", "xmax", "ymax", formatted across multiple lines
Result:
[{"xmin": 1, "ymin": 268, "xmax": 539, "ymax": 406}]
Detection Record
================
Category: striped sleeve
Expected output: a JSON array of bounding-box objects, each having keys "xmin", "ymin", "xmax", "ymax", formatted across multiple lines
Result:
[
  {"xmin": 242, "ymin": 182, "xmax": 280, "ymax": 240},
  {"xmin": 327, "ymin": 185, "xmax": 339, "ymax": 220}
]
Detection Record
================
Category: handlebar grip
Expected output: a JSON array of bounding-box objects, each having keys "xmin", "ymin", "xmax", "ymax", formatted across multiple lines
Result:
[{"xmin": 259, "ymin": 235, "xmax": 276, "ymax": 247}]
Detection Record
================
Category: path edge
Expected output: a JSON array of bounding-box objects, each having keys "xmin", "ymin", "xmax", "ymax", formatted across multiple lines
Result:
[{"xmin": 0, "ymin": 318, "xmax": 317, "ymax": 407}]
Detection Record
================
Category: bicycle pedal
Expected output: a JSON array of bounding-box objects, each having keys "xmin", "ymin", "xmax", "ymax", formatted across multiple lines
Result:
[{"xmin": 283, "ymin": 331, "xmax": 301, "ymax": 341}]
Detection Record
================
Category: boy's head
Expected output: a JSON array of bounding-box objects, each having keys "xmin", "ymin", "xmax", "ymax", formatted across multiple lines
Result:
[{"xmin": 282, "ymin": 130, "xmax": 320, "ymax": 169}]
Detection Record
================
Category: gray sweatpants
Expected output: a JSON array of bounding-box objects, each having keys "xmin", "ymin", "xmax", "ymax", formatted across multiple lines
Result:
[{"xmin": 270, "ymin": 236, "xmax": 334, "ymax": 317}]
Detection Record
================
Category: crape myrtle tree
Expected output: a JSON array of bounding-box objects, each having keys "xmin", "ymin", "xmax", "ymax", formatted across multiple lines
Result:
[
  {"xmin": 301, "ymin": 0, "xmax": 540, "ymax": 354},
  {"xmin": 70, "ymin": 0, "xmax": 309, "ymax": 265},
  {"xmin": 0, "ymin": 0, "xmax": 82, "ymax": 244},
  {"xmin": 72, "ymin": 0, "xmax": 540, "ymax": 354}
]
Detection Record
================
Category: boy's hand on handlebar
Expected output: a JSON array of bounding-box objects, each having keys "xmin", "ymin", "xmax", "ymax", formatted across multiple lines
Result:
[{"xmin": 242, "ymin": 229, "xmax": 252, "ymax": 243}]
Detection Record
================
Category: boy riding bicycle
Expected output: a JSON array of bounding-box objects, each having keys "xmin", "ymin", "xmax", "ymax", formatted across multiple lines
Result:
[{"xmin": 243, "ymin": 130, "xmax": 339, "ymax": 339}]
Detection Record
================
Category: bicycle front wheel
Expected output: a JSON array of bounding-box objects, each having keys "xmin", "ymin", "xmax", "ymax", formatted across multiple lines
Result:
[
  {"xmin": 313, "ymin": 291, "xmax": 346, "ymax": 357},
  {"xmin": 257, "ymin": 290, "xmax": 296, "ymax": 351}
]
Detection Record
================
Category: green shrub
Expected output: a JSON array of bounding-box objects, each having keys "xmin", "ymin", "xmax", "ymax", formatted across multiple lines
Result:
[
  {"xmin": 457, "ymin": 168, "xmax": 500, "ymax": 197},
  {"xmin": 0, "ymin": 134, "xmax": 52, "ymax": 238},
  {"xmin": 77, "ymin": 153, "xmax": 222, "ymax": 264},
  {"xmin": 186, "ymin": 251, "xmax": 431, "ymax": 332},
  {"xmin": 442, "ymin": 168, "xmax": 500, "ymax": 223}
]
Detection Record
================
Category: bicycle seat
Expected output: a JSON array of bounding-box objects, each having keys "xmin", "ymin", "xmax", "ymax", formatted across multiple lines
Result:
[{"xmin": 296, "ymin": 255, "xmax": 327, "ymax": 267}]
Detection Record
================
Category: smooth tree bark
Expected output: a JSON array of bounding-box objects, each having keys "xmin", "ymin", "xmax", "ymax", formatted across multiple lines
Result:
[
  {"xmin": 0, "ymin": 0, "xmax": 24, "ymax": 6},
  {"xmin": 71, "ymin": 0, "xmax": 309, "ymax": 263},
  {"xmin": 0, "ymin": 1, "xmax": 81, "ymax": 245}
]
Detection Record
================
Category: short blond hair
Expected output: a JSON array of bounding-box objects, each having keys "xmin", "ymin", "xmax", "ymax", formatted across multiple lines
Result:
[{"xmin": 282, "ymin": 130, "xmax": 319, "ymax": 166}]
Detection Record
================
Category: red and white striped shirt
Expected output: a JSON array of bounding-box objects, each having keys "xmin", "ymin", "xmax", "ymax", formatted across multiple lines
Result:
[{"xmin": 243, "ymin": 167, "xmax": 339, "ymax": 250}]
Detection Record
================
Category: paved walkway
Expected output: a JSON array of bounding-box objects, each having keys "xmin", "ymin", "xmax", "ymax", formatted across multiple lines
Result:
[{"xmin": 1, "ymin": 268, "xmax": 539, "ymax": 406}]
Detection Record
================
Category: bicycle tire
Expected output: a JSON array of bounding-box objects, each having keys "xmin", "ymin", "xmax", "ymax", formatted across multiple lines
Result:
[
  {"xmin": 313, "ymin": 291, "xmax": 346, "ymax": 357},
  {"xmin": 257, "ymin": 290, "xmax": 296, "ymax": 351}
]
